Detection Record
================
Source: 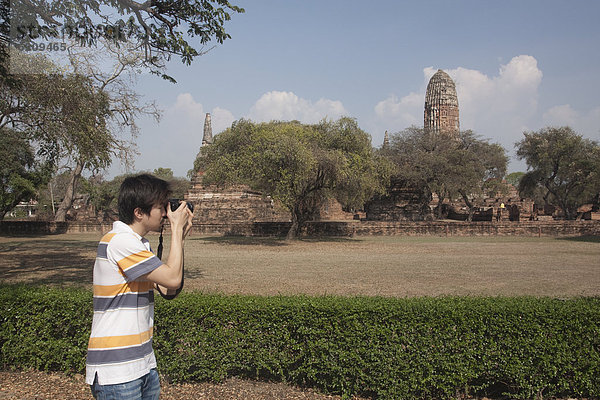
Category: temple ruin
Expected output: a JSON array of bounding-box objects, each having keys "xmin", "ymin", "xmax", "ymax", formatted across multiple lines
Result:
[{"xmin": 424, "ymin": 69, "xmax": 460, "ymax": 137}]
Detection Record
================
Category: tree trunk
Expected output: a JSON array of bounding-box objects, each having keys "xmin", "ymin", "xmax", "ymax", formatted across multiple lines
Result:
[
  {"xmin": 54, "ymin": 160, "xmax": 84, "ymax": 222},
  {"xmin": 435, "ymin": 191, "xmax": 445, "ymax": 219},
  {"xmin": 286, "ymin": 215, "xmax": 299, "ymax": 240},
  {"xmin": 286, "ymin": 206, "xmax": 304, "ymax": 240},
  {"xmin": 459, "ymin": 190, "xmax": 475, "ymax": 222}
]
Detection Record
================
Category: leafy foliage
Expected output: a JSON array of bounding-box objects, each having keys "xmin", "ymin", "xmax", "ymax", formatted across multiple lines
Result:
[
  {"xmin": 0, "ymin": 127, "xmax": 52, "ymax": 218},
  {"xmin": 505, "ymin": 171, "xmax": 525, "ymax": 187},
  {"xmin": 5, "ymin": 0, "xmax": 244, "ymax": 81},
  {"xmin": 151, "ymin": 167, "xmax": 191, "ymax": 199},
  {"xmin": 516, "ymin": 126, "xmax": 600, "ymax": 219},
  {"xmin": 383, "ymin": 128, "xmax": 508, "ymax": 220},
  {"xmin": 195, "ymin": 118, "xmax": 392, "ymax": 239},
  {"xmin": 1, "ymin": 285, "xmax": 599, "ymax": 399},
  {"xmin": 0, "ymin": 53, "xmax": 118, "ymax": 217},
  {"xmin": 79, "ymin": 173, "xmax": 129, "ymax": 221}
]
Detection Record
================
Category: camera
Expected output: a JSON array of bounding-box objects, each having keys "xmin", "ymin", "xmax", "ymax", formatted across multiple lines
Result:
[{"xmin": 168, "ymin": 199, "xmax": 194, "ymax": 213}]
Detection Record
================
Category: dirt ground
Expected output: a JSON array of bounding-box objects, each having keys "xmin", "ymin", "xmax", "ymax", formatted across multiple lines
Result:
[{"xmin": 0, "ymin": 370, "xmax": 365, "ymax": 400}]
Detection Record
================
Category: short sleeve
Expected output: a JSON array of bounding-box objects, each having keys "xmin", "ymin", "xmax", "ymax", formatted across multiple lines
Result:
[{"xmin": 107, "ymin": 233, "xmax": 163, "ymax": 281}]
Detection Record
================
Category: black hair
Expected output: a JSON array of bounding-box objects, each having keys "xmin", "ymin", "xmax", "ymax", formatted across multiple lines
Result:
[{"xmin": 118, "ymin": 174, "xmax": 171, "ymax": 224}]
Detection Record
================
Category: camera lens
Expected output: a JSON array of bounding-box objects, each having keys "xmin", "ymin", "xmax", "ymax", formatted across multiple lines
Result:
[{"xmin": 168, "ymin": 199, "xmax": 194, "ymax": 213}]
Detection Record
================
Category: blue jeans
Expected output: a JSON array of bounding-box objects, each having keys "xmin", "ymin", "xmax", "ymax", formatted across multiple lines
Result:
[{"xmin": 90, "ymin": 369, "xmax": 160, "ymax": 400}]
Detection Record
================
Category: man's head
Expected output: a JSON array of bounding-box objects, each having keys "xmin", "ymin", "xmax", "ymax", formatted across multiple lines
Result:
[{"xmin": 118, "ymin": 174, "xmax": 171, "ymax": 225}]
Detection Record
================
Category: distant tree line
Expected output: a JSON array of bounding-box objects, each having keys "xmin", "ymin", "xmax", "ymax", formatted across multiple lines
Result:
[{"xmin": 27, "ymin": 168, "xmax": 191, "ymax": 221}]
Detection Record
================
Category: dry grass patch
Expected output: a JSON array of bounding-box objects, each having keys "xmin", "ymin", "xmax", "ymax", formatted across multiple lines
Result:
[{"xmin": 1, "ymin": 233, "xmax": 598, "ymax": 297}]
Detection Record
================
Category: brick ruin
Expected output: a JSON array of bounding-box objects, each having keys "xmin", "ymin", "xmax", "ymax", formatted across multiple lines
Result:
[
  {"xmin": 365, "ymin": 179, "xmax": 432, "ymax": 222},
  {"xmin": 185, "ymin": 175, "xmax": 290, "ymax": 224},
  {"xmin": 424, "ymin": 69, "xmax": 460, "ymax": 137}
]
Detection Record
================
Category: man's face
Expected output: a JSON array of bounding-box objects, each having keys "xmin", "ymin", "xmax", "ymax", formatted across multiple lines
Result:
[{"xmin": 144, "ymin": 203, "xmax": 167, "ymax": 232}]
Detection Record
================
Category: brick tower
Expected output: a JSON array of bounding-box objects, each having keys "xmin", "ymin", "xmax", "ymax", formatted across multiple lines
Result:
[{"xmin": 424, "ymin": 69, "xmax": 459, "ymax": 137}]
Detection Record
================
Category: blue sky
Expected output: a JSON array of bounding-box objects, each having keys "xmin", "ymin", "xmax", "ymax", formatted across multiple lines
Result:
[{"xmin": 105, "ymin": 0, "xmax": 600, "ymax": 178}]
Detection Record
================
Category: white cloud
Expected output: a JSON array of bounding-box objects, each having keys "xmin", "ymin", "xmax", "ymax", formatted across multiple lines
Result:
[
  {"xmin": 165, "ymin": 93, "xmax": 236, "ymax": 137},
  {"xmin": 542, "ymin": 105, "xmax": 600, "ymax": 139},
  {"xmin": 374, "ymin": 92, "xmax": 422, "ymax": 128},
  {"xmin": 126, "ymin": 93, "xmax": 236, "ymax": 177},
  {"xmin": 168, "ymin": 93, "xmax": 205, "ymax": 125},
  {"xmin": 542, "ymin": 105, "xmax": 579, "ymax": 127},
  {"xmin": 248, "ymin": 91, "xmax": 348, "ymax": 123},
  {"xmin": 451, "ymin": 55, "xmax": 542, "ymax": 135},
  {"xmin": 211, "ymin": 107, "xmax": 236, "ymax": 134}
]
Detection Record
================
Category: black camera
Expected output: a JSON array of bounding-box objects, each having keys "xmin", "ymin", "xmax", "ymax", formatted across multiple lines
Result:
[{"xmin": 168, "ymin": 199, "xmax": 194, "ymax": 213}]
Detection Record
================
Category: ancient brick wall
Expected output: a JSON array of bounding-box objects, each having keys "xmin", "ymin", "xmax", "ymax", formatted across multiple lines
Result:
[
  {"xmin": 185, "ymin": 181, "xmax": 290, "ymax": 224},
  {"xmin": 2, "ymin": 220, "xmax": 599, "ymax": 237}
]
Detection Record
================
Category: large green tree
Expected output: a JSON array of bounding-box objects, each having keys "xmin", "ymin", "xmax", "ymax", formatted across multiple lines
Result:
[
  {"xmin": 516, "ymin": 126, "xmax": 600, "ymax": 220},
  {"xmin": 384, "ymin": 128, "xmax": 508, "ymax": 220},
  {"xmin": 505, "ymin": 171, "xmax": 525, "ymax": 187},
  {"xmin": 1, "ymin": 51, "xmax": 134, "ymax": 220},
  {"xmin": 195, "ymin": 118, "xmax": 391, "ymax": 239}
]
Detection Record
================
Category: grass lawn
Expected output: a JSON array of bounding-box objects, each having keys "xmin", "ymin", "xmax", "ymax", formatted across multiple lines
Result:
[{"xmin": 1, "ymin": 233, "xmax": 598, "ymax": 297}]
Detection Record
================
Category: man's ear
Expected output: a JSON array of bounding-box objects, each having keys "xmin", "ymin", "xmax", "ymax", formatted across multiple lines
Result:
[{"xmin": 133, "ymin": 207, "xmax": 145, "ymax": 221}]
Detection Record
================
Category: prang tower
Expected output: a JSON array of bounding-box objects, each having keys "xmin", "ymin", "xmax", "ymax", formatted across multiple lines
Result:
[{"xmin": 424, "ymin": 69, "xmax": 459, "ymax": 136}]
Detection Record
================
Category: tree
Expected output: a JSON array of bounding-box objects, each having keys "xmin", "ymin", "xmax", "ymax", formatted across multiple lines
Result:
[
  {"xmin": 451, "ymin": 132, "xmax": 508, "ymax": 220},
  {"xmin": 35, "ymin": 170, "xmax": 77, "ymax": 218},
  {"xmin": 0, "ymin": 127, "xmax": 51, "ymax": 219},
  {"xmin": 195, "ymin": 118, "xmax": 391, "ymax": 239},
  {"xmin": 1, "ymin": 52, "xmax": 117, "ymax": 219},
  {"xmin": 382, "ymin": 127, "xmax": 454, "ymax": 218},
  {"xmin": 516, "ymin": 126, "xmax": 600, "ymax": 220},
  {"xmin": 505, "ymin": 171, "xmax": 525, "ymax": 188},
  {"xmin": 4, "ymin": 0, "xmax": 244, "ymax": 82},
  {"xmin": 52, "ymin": 42, "xmax": 160, "ymax": 221},
  {"xmin": 385, "ymin": 128, "xmax": 508, "ymax": 220},
  {"xmin": 80, "ymin": 173, "xmax": 129, "ymax": 221},
  {"xmin": 151, "ymin": 167, "xmax": 191, "ymax": 199}
]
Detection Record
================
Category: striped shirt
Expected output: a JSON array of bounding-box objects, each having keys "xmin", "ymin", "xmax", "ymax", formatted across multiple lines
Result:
[{"xmin": 86, "ymin": 221, "xmax": 163, "ymax": 385}]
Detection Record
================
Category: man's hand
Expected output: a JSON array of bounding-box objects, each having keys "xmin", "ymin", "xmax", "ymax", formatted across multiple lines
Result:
[
  {"xmin": 145, "ymin": 201, "xmax": 193, "ymax": 290},
  {"xmin": 167, "ymin": 201, "xmax": 193, "ymax": 238}
]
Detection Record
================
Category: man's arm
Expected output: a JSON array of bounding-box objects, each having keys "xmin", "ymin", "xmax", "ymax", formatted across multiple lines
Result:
[{"xmin": 145, "ymin": 203, "xmax": 193, "ymax": 290}]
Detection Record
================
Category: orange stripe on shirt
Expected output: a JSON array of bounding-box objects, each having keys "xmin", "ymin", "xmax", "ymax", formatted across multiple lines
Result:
[
  {"xmin": 100, "ymin": 233, "xmax": 117, "ymax": 243},
  {"xmin": 117, "ymin": 250, "xmax": 155, "ymax": 272},
  {"xmin": 93, "ymin": 281, "xmax": 154, "ymax": 297},
  {"xmin": 88, "ymin": 328, "xmax": 153, "ymax": 349}
]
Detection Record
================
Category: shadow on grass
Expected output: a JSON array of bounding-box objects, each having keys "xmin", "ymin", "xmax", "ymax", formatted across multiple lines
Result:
[
  {"xmin": 190, "ymin": 236, "xmax": 289, "ymax": 247},
  {"xmin": 556, "ymin": 235, "xmax": 600, "ymax": 243},
  {"xmin": 0, "ymin": 239, "xmax": 97, "ymax": 286},
  {"xmin": 299, "ymin": 236, "xmax": 363, "ymax": 243},
  {"xmin": 189, "ymin": 236, "xmax": 362, "ymax": 246}
]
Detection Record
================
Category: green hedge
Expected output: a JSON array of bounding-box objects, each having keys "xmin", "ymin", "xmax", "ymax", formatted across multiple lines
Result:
[{"xmin": 1, "ymin": 285, "xmax": 599, "ymax": 399}]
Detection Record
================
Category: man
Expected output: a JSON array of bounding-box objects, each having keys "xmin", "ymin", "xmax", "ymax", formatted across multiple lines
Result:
[{"xmin": 86, "ymin": 174, "xmax": 193, "ymax": 399}]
